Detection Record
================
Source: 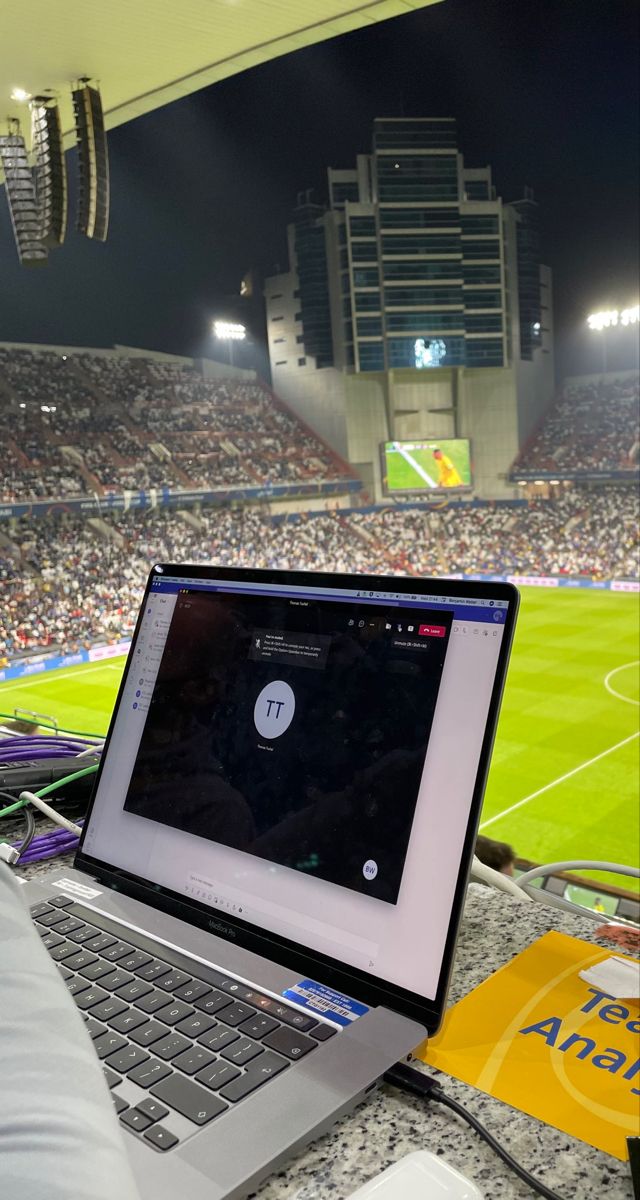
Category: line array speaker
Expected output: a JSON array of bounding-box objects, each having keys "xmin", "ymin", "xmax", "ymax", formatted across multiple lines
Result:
[
  {"xmin": 72, "ymin": 81, "xmax": 109, "ymax": 241},
  {"xmin": 30, "ymin": 97, "xmax": 68, "ymax": 246},
  {"xmin": 0, "ymin": 133, "xmax": 48, "ymax": 266}
]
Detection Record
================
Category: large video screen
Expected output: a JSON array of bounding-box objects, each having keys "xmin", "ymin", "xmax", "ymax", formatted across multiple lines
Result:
[{"xmin": 382, "ymin": 438, "xmax": 472, "ymax": 495}]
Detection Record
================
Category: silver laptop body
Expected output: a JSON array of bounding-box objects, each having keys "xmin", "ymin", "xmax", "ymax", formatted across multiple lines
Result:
[{"xmin": 23, "ymin": 563, "xmax": 518, "ymax": 1200}]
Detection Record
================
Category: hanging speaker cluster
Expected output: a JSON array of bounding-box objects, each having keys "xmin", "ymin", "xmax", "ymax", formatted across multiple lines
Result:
[
  {"xmin": 0, "ymin": 123, "xmax": 48, "ymax": 266},
  {"xmin": 1, "ymin": 80, "xmax": 110, "ymax": 266},
  {"xmin": 72, "ymin": 80, "xmax": 109, "ymax": 242}
]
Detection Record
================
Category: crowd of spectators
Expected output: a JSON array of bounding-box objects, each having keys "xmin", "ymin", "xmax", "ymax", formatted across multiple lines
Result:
[
  {"xmin": 0, "ymin": 346, "xmax": 351, "ymax": 501},
  {"xmin": 513, "ymin": 376, "xmax": 639, "ymax": 475},
  {"xmin": 2, "ymin": 485, "xmax": 637, "ymax": 661}
]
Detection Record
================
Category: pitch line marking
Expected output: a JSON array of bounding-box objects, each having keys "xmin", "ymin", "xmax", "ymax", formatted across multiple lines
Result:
[
  {"xmin": 604, "ymin": 660, "xmax": 640, "ymax": 707},
  {"xmin": 479, "ymin": 731, "xmax": 640, "ymax": 831},
  {"xmin": 0, "ymin": 662, "xmax": 124, "ymax": 691}
]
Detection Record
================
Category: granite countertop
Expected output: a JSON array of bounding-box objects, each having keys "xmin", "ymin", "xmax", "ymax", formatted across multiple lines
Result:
[{"xmin": 14, "ymin": 849, "xmax": 635, "ymax": 1200}]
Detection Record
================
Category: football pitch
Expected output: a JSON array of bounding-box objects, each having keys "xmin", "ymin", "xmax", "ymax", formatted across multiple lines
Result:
[{"xmin": 1, "ymin": 588, "xmax": 638, "ymax": 886}]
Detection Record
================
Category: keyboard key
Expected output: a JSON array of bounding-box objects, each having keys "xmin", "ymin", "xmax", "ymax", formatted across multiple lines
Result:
[
  {"xmin": 48, "ymin": 895, "xmax": 74, "ymax": 908},
  {"xmin": 121, "ymin": 1109, "xmax": 153, "ymax": 1133},
  {"xmin": 66, "ymin": 977, "xmax": 91, "ymax": 997},
  {"xmin": 36, "ymin": 910, "xmax": 69, "ymax": 928},
  {"xmin": 217, "ymin": 1002, "xmax": 255, "ymax": 1028},
  {"xmin": 238, "ymin": 1014, "xmax": 279, "ymax": 1039},
  {"xmin": 84, "ymin": 932, "xmax": 117, "ymax": 953},
  {"xmin": 218, "ymin": 1036, "xmax": 260, "ymax": 1065},
  {"xmin": 116, "ymin": 979, "xmax": 153, "ymax": 1003},
  {"xmin": 63, "ymin": 949, "xmax": 98, "ymax": 972},
  {"xmin": 143, "ymin": 1125, "xmax": 178, "ymax": 1151},
  {"xmin": 128, "ymin": 1058, "xmax": 173, "ymax": 1088},
  {"xmin": 175, "ymin": 1013, "xmax": 214, "ymax": 1038},
  {"xmin": 153, "ymin": 1032, "xmax": 191, "ymax": 1061},
  {"xmin": 174, "ymin": 980, "xmax": 211, "ymax": 1004},
  {"xmin": 41, "ymin": 931, "xmax": 65, "ymax": 951},
  {"xmin": 90, "ymin": 997, "xmax": 128, "ymax": 1022},
  {"xmin": 172, "ymin": 1047, "xmax": 214, "ymax": 1076},
  {"xmin": 195, "ymin": 1061, "xmax": 240, "ymax": 1091},
  {"xmin": 79, "ymin": 960, "xmax": 118, "ymax": 983},
  {"xmin": 154, "ymin": 1000, "xmax": 194, "ymax": 1027},
  {"xmin": 103, "ymin": 1066, "xmax": 121, "ymax": 1089},
  {"xmin": 83, "ymin": 1018, "xmax": 107, "ymax": 1039},
  {"xmin": 136, "ymin": 989, "xmax": 171, "ymax": 1014},
  {"xmin": 54, "ymin": 917, "xmax": 84, "ymax": 936},
  {"xmin": 102, "ymin": 969, "xmax": 133, "ymax": 992},
  {"xmin": 93, "ymin": 1032, "xmax": 128, "ymax": 1060},
  {"xmin": 197, "ymin": 1026, "xmax": 238, "ymax": 1053},
  {"xmin": 57, "ymin": 965, "xmax": 74, "ymax": 981},
  {"xmin": 135, "ymin": 1098, "xmax": 168, "ymax": 1123},
  {"xmin": 129, "ymin": 1020, "xmax": 170, "ymax": 1047},
  {"xmin": 262, "ymin": 1026, "xmax": 316, "ymax": 1059},
  {"xmin": 221, "ymin": 1038, "xmax": 263, "ymax": 1067},
  {"xmin": 310, "ymin": 1024, "xmax": 338, "ymax": 1042},
  {"xmin": 219, "ymin": 1051, "xmax": 288, "ymax": 1103},
  {"xmin": 113, "ymin": 1094, "xmax": 129, "ymax": 1115},
  {"xmin": 50, "ymin": 941, "xmax": 78, "ymax": 962},
  {"xmin": 155, "ymin": 970, "xmax": 192, "ymax": 993},
  {"xmin": 219, "ymin": 979, "xmax": 256, "ymax": 1000},
  {"xmin": 150, "ymin": 1074, "xmax": 228, "ymax": 1125},
  {"xmin": 30, "ymin": 902, "xmax": 55, "ymax": 918},
  {"xmin": 136, "ymin": 960, "xmax": 172, "ymax": 982},
  {"xmin": 102, "ymin": 941, "xmax": 135, "ymax": 963},
  {"xmin": 105, "ymin": 1045, "xmax": 150, "ymax": 1074},
  {"xmin": 267, "ymin": 1003, "xmax": 317, "ymax": 1032},
  {"xmin": 118, "ymin": 950, "xmax": 152, "ymax": 973},
  {"xmin": 109, "ymin": 1009, "xmax": 148, "ymax": 1035},
  {"xmin": 75, "ymin": 986, "xmax": 110, "ymax": 1010},
  {"xmin": 68, "ymin": 925, "xmax": 99, "ymax": 944},
  {"xmin": 193, "ymin": 991, "xmax": 233, "ymax": 1016}
]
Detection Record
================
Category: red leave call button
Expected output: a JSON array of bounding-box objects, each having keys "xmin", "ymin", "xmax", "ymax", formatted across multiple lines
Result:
[{"xmin": 418, "ymin": 624, "xmax": 447, "ymax": 638}]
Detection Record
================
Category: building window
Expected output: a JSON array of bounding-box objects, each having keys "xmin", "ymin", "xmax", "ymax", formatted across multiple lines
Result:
[
  {"xmin": 297, "ymin": 357, "xmax": 306, "ymax": 367},
  {"xmin": 294, "ymin": 311, "xmax": 302, "ymax": 321},
  {"xmin": 269, "ymin": 292, "xmax": 283, "ymax": 300},
  {"xmin": 271, "ymin": 315, "xmax": 284, "ymax": 322},
  {"xmin": 296, "ymin": 334, "xmax": 304, "ymax": 344},
  {"xmin": 273, "ymin": 337, "xmax": 286, "ymax": 344},
  {"xmin": 275, "ymin": 360, "xmax": 287, "ymax": 366}
]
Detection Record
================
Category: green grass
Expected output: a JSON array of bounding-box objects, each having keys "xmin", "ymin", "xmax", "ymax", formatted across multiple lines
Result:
[
  {"xmin": 385, "ymin": 438, "xmax": 471, "ymax": 492},
  {"xmin": 1, "ymin": 588, "xmax": 638, "ymax": 888}
]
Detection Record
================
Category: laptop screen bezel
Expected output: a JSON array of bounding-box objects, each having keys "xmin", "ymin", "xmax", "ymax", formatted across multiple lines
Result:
[{"xmin": 75, "ymin": 562, "xmax": 519, "ymax": 1035}]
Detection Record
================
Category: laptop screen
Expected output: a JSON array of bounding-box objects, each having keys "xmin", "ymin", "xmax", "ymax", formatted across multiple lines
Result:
[{"xmin": 81, "ymin": 568, "xmax": 514, "ymax": 1007}]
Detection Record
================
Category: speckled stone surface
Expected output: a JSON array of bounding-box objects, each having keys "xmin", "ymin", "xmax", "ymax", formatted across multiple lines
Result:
[{"xmin": 15, "ymin": 854, "xmax": 634, "ymax": 1200}]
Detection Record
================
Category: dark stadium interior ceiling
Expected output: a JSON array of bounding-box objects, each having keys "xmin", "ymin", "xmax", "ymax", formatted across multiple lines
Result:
[{"xmin": 1, "ymin": 0, "xmax": 442, "ymax": 143}]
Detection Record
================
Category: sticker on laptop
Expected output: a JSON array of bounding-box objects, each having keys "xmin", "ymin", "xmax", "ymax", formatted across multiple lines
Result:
[
  {"xmin": 282, "ymin": 979, "xmax": 369, "ymax": 1026},
  {"xmin": 49, "ymin": 877, "xmax": 103, "ymax": 900}
]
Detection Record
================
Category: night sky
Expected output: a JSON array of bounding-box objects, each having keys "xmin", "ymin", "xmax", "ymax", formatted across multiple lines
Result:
[{"xmin": 0, "ymin": 0, "xmax": 637, "ymax": 376}]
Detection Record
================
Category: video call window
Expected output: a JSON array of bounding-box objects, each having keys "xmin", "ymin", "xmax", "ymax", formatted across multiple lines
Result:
[{"xmin": 123, "ymin": 589, "xmax": 452, "ymax": 904}]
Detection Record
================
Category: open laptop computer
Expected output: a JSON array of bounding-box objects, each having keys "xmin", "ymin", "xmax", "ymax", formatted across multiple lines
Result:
[{"xmin": 23, "ymin": 563, "xmax": 518, "ymax": 1200}]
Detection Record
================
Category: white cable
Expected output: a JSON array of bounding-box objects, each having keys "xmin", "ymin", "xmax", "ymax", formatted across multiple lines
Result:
[
  {"xmin": 18, "ymin": 791, "xmax": 83, "ymax": 837},
  {"xmin": 470, "ymin": 855, "xmax": 533, "ymax": 901},
  {"xmin": 515, "ymin": 861, "xmax": 639, "ymax": 924},
  {"xmin": 75, "ymin": 744, "xmax": 104, "ymax": 758}
]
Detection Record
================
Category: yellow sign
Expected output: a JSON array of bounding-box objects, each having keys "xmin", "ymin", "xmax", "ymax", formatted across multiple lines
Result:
[{"xmin": 422, "ymin": 932, "xmax": 640, "ymax": 1160}]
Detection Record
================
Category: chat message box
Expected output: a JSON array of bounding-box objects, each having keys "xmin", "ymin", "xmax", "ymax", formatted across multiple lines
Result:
[{"xmin": 249, "ymin": 629, "xmax": 331, "ymax": 671}]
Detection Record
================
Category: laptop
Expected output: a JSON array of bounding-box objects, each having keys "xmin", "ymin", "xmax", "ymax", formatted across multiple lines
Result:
[{"xmin": 23, "ymin": 563, "xmax": 519, "ymax": 1200}]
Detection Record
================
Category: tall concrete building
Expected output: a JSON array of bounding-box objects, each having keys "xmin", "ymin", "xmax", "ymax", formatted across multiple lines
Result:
[{"xmin": 265, "ymin": 118, "xmax": 553, "ymax": 500}]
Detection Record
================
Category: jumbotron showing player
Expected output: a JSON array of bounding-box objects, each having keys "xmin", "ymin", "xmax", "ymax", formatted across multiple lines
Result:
[{"xmin": 432, "ymin": 446, "xmax": 463, "ymax": 488}]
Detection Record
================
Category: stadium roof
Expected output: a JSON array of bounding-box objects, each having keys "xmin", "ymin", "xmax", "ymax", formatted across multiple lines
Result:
[{"xmin": 2, "ymin": 0, "xmax": 442, "ymax": 144}]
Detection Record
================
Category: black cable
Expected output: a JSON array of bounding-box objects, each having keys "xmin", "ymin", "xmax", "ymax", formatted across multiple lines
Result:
[
  {"xmin": 384, "ymin": 1062, "xmax": 568, "ymax": 1200},
  {"xmin": 0, "ymin": 792, "xmax": 37, "ymax": 860}
]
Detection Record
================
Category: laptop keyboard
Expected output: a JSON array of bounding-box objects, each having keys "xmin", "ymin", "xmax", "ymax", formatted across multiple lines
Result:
[{"xmin": 31, "ymin": 895, "xmax": 337, "ymax": 1152}]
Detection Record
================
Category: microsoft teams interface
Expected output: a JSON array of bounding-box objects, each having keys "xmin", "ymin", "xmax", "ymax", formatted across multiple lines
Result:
[{"xmin": 84, "ymin": 574, "xmax": 509, "ymax": 1001}]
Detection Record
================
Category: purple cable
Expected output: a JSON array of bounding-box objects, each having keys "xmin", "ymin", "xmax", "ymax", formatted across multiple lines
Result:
[{"xmin": 16, "ymin": 820, "xmax": 84, "ymax": 864}]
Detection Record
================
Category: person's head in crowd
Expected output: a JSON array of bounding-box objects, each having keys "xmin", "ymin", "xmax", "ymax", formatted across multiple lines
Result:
[{"xmin": 475, "ymin": 835, "xmax": 516, "ymax": 876}]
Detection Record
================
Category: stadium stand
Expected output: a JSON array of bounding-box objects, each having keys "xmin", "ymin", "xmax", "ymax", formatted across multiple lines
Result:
[
  {"xmin": 0, "ymin": 346, "xmax": 353, "ymax": 500},
  {"xmin": 2, "ymin": 486, "xmax": 638, "ymax": 661},
  {"xmin": 511, "ymin": 375, "xmax": 640, "ymax": 476}
]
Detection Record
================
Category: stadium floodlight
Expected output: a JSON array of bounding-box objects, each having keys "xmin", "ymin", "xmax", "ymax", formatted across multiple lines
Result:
[
  {"xmin": 11, "ymin": 88, "xmax": 31, "ymax": 103},
  {"xmin": 214, "ymin": 320, "xmax": 246, "ymax": 341},
  {"xmin": 587, "ymin": 305, "xmax": 639, "ymax": 331}
]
